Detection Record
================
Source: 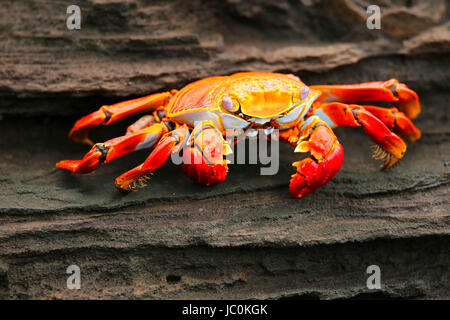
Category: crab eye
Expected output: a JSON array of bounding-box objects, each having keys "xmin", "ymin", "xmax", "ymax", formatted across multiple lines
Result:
[
  {"xmin": 222, "ymin": 95, "xmax": 238, "ymax": 112},
  {"xmin": 301, "ymin": 86, "xmax": 310, "ymax": 100}
]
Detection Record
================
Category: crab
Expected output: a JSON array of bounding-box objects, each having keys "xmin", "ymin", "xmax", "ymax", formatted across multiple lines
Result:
[{"xmin": 57, "ymin": 72, "xmax": 421, "ymax": 198}]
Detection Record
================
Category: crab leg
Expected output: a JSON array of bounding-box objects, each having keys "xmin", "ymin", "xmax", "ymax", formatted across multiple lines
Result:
[
  {"xmin": 115, "ymin": 125, "xmax": 190, "ymax": 191},
  {"xmin": 312, "ymin": 102, "xmax": 407, "ymax": 169},
  {"xmin": 69, "ymin": 91, "xmax": 175, "ymax": 145},
  {"xmin": 56, "ymin": 122, "xmax": 169, "ymax": 174},
  {"xmin": 288, "ymin": 116, "xmax": 344, "ymax": 198},
  {"xmin": 310, "ymin": 79, "xmax": 420, "ymax": 119},
  {"xmin": 181, "ymin": 120, "xmax": 231, "ymax": 186},
  {"xmin": 361, "ymin": 105, "xmax": 421, "ymax": 142}
]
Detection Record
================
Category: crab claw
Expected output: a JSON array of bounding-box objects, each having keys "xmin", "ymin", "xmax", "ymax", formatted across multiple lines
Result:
[
  {"xmin": 181, "ymin": 148, "xmax": 228, "ymax": 186},
  {"xmin": 290, "ymin": 143, "xmax": 343, "ymax": 198},
  {"xmin": 181, "ymin": 121, "xmax": 230, "ymax": 186}
]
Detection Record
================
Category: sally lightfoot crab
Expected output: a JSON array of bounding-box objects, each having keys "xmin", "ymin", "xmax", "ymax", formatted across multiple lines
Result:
[{"xmin": 57, "ymin": 72, "xmax": 421, "ymax": 198}]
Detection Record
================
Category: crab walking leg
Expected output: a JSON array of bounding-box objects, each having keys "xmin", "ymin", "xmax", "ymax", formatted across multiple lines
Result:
[
  {"xmin": 115, "ymin": 125, "xmax": 190, "ymax": 191},
  {"xmin": 181, "ymin": 121, "xmax": 231, "ymax": 186},
  {"xmin": 69, "ymin": 91, "xmax": 175, "ymax": 145},
  {"xmin": 125, "ymin": 115, "xmax": 156, "ymax": 135},
  {"xmin": 312, "ymin": 102, "xmax": 407, "ymax": 169},
  {"xmin": 56, "ymin": 122, "xmax": 169, "ymax": 174},
  {"xmin": 288, "ymin": 116, "xmax": 344, "ymax": 198},
  {"xmin": 361, "ymin": 105, "xmax": 421, "ymax": 142},
  {"xmin": 310, "ymin": 79, "xmax": 420, "ymax": 119}
]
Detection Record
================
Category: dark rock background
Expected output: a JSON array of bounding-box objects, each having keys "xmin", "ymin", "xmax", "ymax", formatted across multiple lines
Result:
[{"xmin": 0, "ymin": 0, "xmax": 449, "ymax": 299}]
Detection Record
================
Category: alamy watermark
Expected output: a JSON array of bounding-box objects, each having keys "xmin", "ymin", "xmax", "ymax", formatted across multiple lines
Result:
[
  {"xmin": 66, "ymin": 265, "xmax": 81, "ymax": 290},
  {"xmin": 66, "ymin": 5, "xmax": 81, "ymax": 30},
  {"xmin": 366, "ymin": 5, "xmax": 381, "ymax": 30},
  {"xmin": 366, "ymin": 265, "xmax": 381, "ymax": 289},
  {"xmin": 171, "ymin": 128, "xmax": 280, "ymax": 176}
]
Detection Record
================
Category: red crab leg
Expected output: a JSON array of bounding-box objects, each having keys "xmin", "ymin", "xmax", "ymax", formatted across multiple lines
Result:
[
  {"xmin": 115, "ymin": 125, "xmax": 189, "ymax": 191},
  {"xmin": 312, "ymin": 102, "xmax": 407, "ymax": 169},
  {"xmin": 310, "ymin": 79, "xmax": 420, "ymax": 119},
  {"xmin": 181, "ymin": 121, "xmax": 231, "ymax": 187},
  {"xmin": 288, "ymin": 116, "xmax": 344, "ymax": 198},
  {"xmin": 69, "ymin": 91, "xmax": 175, "ymax": 145},
  {"xmin": 56, "ymin": 123, "xmax": 169, "ymax": 174},
  {"xmin": 361, "ymin": 105, "xmax": 421, "ymax": 142},
  {"xmin": 125, "ymin": 115, "xmax": 156, "ymax": 135}
]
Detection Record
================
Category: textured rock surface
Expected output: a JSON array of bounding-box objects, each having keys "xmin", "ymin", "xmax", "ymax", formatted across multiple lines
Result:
[{"xmin": 0, "ymin": 0, "xmax": 449, "ymax": 299}]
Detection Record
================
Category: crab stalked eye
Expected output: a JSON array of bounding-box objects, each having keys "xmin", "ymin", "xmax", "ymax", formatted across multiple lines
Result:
[
  {"xmin": 222, "ymin": 96, "xmax": 234, "ymax": 111},
  {"xmin": 222, "ymin": 95, "xmax": 239, "ymax": 112},
  {"xmin": 301, "ymin": 86, "xmax": 310, "ymax": 100}
]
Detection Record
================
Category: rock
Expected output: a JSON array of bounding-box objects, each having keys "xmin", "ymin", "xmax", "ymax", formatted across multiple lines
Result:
[
  {"xmin": 0, "ymin": 0, "xmax": 449, "ymax": 114},
  {"xmin": 402, "ymin": 22, "xmax": 450, "ymax": 55},
  {"xmin": 0, "ymin": 0, "xmax": 449, "ymax": 299},
  {"xmin": 381, "ymin": 0, "xmax": 446, "ymax": 39}
]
